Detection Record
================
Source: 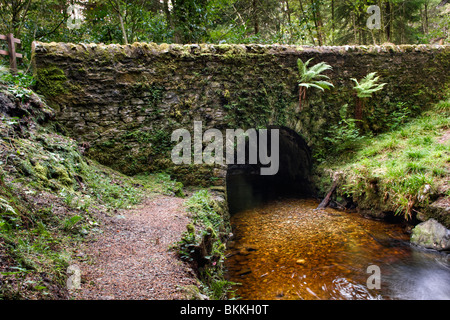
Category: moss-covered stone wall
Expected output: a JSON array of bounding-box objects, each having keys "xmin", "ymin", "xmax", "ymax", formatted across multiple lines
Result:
[{"xmin": 32, "ymin": 42, "xmax": 450, "ymax": 185}]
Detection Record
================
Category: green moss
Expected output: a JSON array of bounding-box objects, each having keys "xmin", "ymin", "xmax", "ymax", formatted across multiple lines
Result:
[
  {"xmin": 17, "ymin": 159, "xmax": 34, "ymax": 176},
  {"xmin": 50, "ymin": 165, "xmax": 73, "ymax": 187},
  {"xmin": 33, "ymin": 163, "xmax": 49, "ymax": 182},
  {"xmin": 34, "ymin": 66, "xmax": 69, "ymax": 97}
]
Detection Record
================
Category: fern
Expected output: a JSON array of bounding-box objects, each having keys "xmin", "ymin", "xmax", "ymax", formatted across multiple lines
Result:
[
  {"xmin": 63, "ymin": 215, "xmax": 83, "ymax": 231},
  {"xmin": 351, "ymin": 72, "xmax": 386, "ymax": 120},
  {"xmin": 351, "ymin": 72, "xmax": 386, "ymax": 98},
  {"xmin": 297, "ymin": 58, "xmax": 334, "ymax": 110},
  {"xmin": 0, "ymin": 197, "xmax": 16, "ymax": 215}
]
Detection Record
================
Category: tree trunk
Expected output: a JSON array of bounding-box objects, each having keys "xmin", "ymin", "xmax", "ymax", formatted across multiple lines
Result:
[
  {"xmin": 172, "ymin": 0, "xmax": 184, "ymax": 43},
  {"xmin": 252, "ymin": 0, "xmax": 259, "ymax": 35},
  {"xmin": 163, "ymin": 0, "xmax": 172, "ymax": 29},
  {"xmin": 118, "ymin": 13, "xmax": 128, "ymax": 44},
  {"xmin": 315, "ymin": 0, "xmax": 325, "ymax": 45},
  {"xmin": 379, "ymin": 0, "xmax": 385, "ymax": 43},
  {"xmin": 8, "ymin": 0, "xmax": 31, "ymax": 35},
  {"xmin": 424, "ymin": 2, "xmax": 429, "ymax": 34},
  {"xmin": 109, "ymin": 0, "xmax": 128, "ymax": 44},
  {"xmin": 285, "ymin": 0, "xmax": 293, "ymax": 42},
  {"xmin": 385, "ymin": 1, "xmax": 392, "ymax": 42},
  {"xmin": 401, "ymin": 1, "xmax": 405, "ymax": 43},
  {"xmin": 331, "ymin": 0, "xmax": 335, "ymax": 44},
  {"xmin": 13, "ymin": 0, "xmax": 32, "ymax": 36},
  {"xmin": 310, "ymin": 0, "xmax": 323, "ymax": 45},
  {"xmin": 285, "ymin": 0, "xmax": 291, "ymax": 24}
]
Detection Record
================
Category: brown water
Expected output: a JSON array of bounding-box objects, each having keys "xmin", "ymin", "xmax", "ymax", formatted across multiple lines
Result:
[{"xmin": 225, "ymin": 198, "xmax": 450, "ymax": 300}]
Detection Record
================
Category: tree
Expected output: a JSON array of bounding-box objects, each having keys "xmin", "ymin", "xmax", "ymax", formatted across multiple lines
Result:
[
  {"xmin": 172, "ymin": 0, "xmax": 209, "ymax": 43},
  {"xmin": 1, "ymin": 0, "xmax": 448, "ymax": 68},
  {"xmin": 0, "ymin": 0, "xmax": 33, "ymax": 35},
  {"xmin": 297, "ymin": 58, "xmax": 334, "ymax": 111},
  {"xmin": 107, "ymin": 0, "xmax": 128, "ymax": 44}
]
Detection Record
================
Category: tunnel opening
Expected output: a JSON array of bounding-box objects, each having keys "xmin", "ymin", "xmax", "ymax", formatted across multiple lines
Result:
[{"xmin": 226, "ymin": 126, "xmax": 313, "ymax": 215}]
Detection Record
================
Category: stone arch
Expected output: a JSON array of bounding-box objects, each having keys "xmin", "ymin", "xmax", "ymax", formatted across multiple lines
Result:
[{"xmin": 226, "ymin": 126, "xmax": 312, "ymax": 214}]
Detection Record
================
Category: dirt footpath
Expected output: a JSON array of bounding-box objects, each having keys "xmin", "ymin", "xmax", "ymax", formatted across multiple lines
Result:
[{"xmin": 72, "ymin": 195, "xmax": 197, "ymax": 300}]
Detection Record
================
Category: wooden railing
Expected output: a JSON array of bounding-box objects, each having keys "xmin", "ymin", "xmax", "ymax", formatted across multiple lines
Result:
[{"xmin": 0, "ymin": 33, "xmax": 22, "ymax": 74}]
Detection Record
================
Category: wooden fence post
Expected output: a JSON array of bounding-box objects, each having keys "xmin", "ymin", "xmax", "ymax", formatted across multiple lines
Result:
[
  {"xmin": 0, "ymin": 33, "xmax": 22, "ymax": 75},
  {"xmin": 7, "ymin": 33, "xmax": 18, "ymax": 74}
]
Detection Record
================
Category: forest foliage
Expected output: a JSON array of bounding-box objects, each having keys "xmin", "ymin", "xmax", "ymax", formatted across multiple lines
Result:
[{"xmin": 0, "ymin": 0, "xmax": 449, "ymax": 66}]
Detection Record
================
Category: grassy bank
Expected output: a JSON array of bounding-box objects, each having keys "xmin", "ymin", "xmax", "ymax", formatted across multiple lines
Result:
[{"xmin": 314, "ymin": 96, "xmax": 450, "ymax": 227}]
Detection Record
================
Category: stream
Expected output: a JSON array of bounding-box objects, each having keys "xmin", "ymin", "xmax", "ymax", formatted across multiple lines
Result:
[{"xmin": 225, "ymin": 176, "xmax": 450, "ymax": 300}]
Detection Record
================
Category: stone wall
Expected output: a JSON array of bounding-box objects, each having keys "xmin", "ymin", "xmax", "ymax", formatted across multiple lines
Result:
[{"xmin": 32, "ymin": 42, "xmax": 450, "ymax": 185}]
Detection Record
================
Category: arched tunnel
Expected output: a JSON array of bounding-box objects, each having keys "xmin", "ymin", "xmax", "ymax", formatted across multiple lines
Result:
[{"xmin": 226, "ymin": 126, "xmax": 313, "ymax": 214}]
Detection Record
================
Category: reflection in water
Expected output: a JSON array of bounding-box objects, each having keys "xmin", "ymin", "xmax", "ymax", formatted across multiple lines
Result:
[
  {"xmin": 226, "ymin": 174, "xmax": 266, "ymax": 214},
  {"xmin": 226, "ymin": 173, "xmax": 304, "ymax": 214},
  {"xmin": 225, "ymin": 197, "xmax": 450, "ymax": 300},
  {"xmin": 383, "ymin": 250, "xmax": 450, "ymax": 300}
]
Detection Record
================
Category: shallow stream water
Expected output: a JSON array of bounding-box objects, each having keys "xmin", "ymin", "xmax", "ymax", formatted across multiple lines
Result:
[{"xmin": 225, "ymin": 179, "xmax": 450, "ymax": 300}]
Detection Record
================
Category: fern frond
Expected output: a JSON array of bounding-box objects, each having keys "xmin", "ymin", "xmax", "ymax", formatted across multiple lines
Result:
[
  {"xmin": 300, "ymin": 83, "xmax": 326, "ymax": 91},
  {"xmin": 309, "ymin": 61, "xmax": 333, "ymax": 75},
  {"xmin": 297, "ymin": 58, "xmax": 313, "ymax": 76},
  {"xmin": 312, "ymin": 80, "xmax": 334, "ymax": 90},
  {"xmin": 297, "ymin": 58, "xmax": 334, "ymax": 91},
  {"xmin": 0, "ymin": 197, "xmax": 16, "ymax": 215}
]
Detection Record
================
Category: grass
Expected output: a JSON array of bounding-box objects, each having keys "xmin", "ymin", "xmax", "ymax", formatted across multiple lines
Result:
[
  {"xmin": 1, "ymin": 176, "xmax": 75, "ymax": 298},
  {"xmin": 317, "ymin": 97, "xmax": 450, "ymax": 220}
]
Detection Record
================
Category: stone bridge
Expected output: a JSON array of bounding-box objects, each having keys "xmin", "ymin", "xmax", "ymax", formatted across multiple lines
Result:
[{"xmin": 32, "ymin": 42, "xmax": 450, "ymax": 191}]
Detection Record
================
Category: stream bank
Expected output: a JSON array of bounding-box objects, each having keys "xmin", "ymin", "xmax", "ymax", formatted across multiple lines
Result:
[{"xmin": 312, "ymin": 102, "xmax": 450, "ymax": 246}]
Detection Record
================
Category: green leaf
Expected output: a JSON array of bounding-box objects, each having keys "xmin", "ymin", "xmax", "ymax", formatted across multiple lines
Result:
[
  {"xmin": 309, "ymin": 61, "xmax": 333, "ymax": 75},
  {"xmin": 0, "ymin": 197, "xmax": 17, "ymax": 215},
  {"xmin": 297, "ymin": 58, "xmax": 313, "ymax": 76},
  {"xmin": 305, "ymin": 83, "xmax": 326, "ymax": 91},
  {"xmin": 63, "ymin": 215, "xmax": 83, "ymax": 230},
  {"xmin": 313, "ymin": 80, "xmax": 334, "ymax": 90},
  {"xmin": 34, "ymin": 285, "xmax": 48, "ymax": 291}
]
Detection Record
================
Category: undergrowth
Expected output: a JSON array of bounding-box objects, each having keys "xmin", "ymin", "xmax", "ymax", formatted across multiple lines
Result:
[{"xmin": 177, "ymin": 190, "xmax": 235, "ymax": 300}]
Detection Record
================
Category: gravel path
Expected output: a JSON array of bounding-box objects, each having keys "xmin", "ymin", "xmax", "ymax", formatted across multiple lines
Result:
[{"xmin": 72, "ymin": 195, "xmax": 197, "ymax": 300}]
